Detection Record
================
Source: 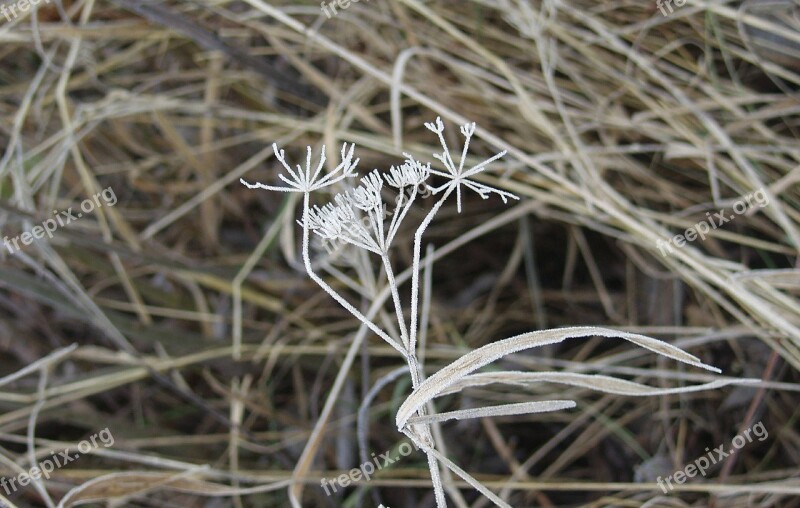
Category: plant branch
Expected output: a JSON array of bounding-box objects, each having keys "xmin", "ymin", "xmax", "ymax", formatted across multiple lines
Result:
[
  {"xmin": 301, "ymin": 193, "xmax": 409, "ymax": 360},
  {"xmin": 409, "ymin": 185, "xmax": 455, "ymax": 356}
]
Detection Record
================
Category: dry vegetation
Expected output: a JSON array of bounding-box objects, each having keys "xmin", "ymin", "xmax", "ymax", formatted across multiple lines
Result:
[{"xmin": 1, "ymin": 0, "xmax": 799, "ymax": 507}]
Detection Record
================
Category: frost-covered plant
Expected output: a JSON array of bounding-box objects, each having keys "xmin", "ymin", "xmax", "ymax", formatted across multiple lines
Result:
[{"xmin": 242, "ymin": 119, "xmax": 737, "ymax": 508}]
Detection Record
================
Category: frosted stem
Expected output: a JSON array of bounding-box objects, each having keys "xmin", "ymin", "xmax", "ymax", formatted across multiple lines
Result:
[
  {"xmin": 301, "ymin": 193, "xmax": 409, "ymax": 360},
  {"xmin": 409, "ymin": 186, "xmax": 455, "ymax": 356},
  {"xmin": 381, "ymin": 253, "xmax": 410, "ymax": 351}
]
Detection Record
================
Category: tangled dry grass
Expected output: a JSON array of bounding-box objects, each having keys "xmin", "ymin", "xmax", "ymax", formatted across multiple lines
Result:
[{"xmin": 1, "ymin": 0, "xmax": 799, "ymax": 507}]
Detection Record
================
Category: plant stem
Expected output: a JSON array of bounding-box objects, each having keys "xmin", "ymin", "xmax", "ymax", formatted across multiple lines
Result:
[
  {"xmin": 387, "ymin": 186, "xmax": 418, "ymax": 246},
  {"xmin": 409, "ymin": 185, "xmax": 455, "ymax": 356},
  {"xmin": 406, "ymin": 187, "xmax": 455, "ymax": 507},
  {"xmin": 381, "ymin": 253, "xmax": 410, "ymax": 351},
  {"xmin": 301, "ymin": 193, "xmax": 409, "ymax": 360}
]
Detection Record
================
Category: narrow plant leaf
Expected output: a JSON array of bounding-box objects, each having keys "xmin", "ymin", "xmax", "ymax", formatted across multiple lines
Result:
[
  {"xmin": 439, "ymin": 372, "xmax": 756, "ymax": 397},
  {"xmin": 407, "ymin": 400, "xmax": 576, "ymax": 425},
  {"xmin": 397, "ymin": 326, "xmax": 721, "ymax": 429}
]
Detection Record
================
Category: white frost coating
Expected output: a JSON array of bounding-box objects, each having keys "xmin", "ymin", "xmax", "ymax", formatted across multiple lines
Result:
[
  {"xmin": 385, "ymin": 155, "xmax": 431, "ymax": 188},
  {"xmin": 240, "ymin": 142, "xmax": 358, "ymax": 193},
  {"xmin": 241, "ymin": 119, "xmax": 727, "ymax": 508}
]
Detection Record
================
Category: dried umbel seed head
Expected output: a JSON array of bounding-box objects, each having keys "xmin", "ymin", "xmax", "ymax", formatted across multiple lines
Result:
[
  {"xmin": 351, "ymin": 170, "xmax": 384, "ymax": 211},
  {"xmin": 240, "ymin": 142, "xmax": 359, "ymax": 194},
  {"xmin": 304, "ymin": 192, "xmax": 385, "ymax": 254},
  {"xmin": 385, "ymin": 155, "xmax": 431, "ymax": 188},
  {"xmin": 303, "ymin": 194, "xmax": 358, "ymax": 240},
  {"xmin": 304, "ymin": 203, "xmax": 345, "ymax": 240},
  {"xmin": 420, "ymin": 117, "xmax": 519, "ymax": 212}
]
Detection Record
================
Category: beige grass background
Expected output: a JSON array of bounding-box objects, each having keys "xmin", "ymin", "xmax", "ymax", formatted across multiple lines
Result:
[{"xmin": 0, "ymin": 0, "xmax": 799, "ymax": 506}]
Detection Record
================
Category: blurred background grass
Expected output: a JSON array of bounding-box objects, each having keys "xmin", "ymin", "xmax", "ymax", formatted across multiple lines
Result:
[{"xmin": 1, "ymin": 0, "xmax": 799, "ymax": 506}]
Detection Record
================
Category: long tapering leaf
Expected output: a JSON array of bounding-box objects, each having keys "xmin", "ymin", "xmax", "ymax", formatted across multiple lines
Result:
[
  {"xmin": 397, "ymin": 326, "xmax": 720, "ymax": 429},
  {"xmin": 439, "ymin": 372, "xmax": 755, "ymax": 398},
  {"xmin": 407, "ymin": 400, "xmax": 576, "ymax": 425}
]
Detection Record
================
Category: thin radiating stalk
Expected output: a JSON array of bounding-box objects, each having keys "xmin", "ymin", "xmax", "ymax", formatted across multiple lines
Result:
[
  {"xmin": 381, "ymin": 253, "xmax": 412, "ymax": 353},
  {"xmin": 301, "ymin": 193, "xmax": 409, "ymax": 360},
  {"xmin": 387, "ymin": 186, "xmax": 418, "ymax": 246}
]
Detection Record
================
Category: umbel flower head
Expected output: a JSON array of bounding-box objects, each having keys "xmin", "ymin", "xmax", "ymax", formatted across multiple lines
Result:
[
  {"xmin": 241, "ymin": 118, "xmax": 521, "ymax": 258},
  {"xmin": 240, "ymin": 142, "xmax": 358, "ymax": 193},
  {"xmin": 351, "ymin": 170, "xmax": 384, "ymax": 211},
  {"xmin": 303, "ymin": 194, "xmax": 352, "ymax": 240},
  {"xmin": 424, "ymin": 117, "xmax": 519, "ymax": 213},
  {"xmin": 303, "ymin": 191, "xmax": 384, "ymax": 254},
  {"xmin": 385, "ymin": 155, "xmax": 431, "ymax": 188}
]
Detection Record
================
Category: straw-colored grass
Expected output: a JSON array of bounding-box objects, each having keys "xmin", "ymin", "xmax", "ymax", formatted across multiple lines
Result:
[{"xmin": 1, "ymin": 0, "xmax": 799, "ymax": 506}]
